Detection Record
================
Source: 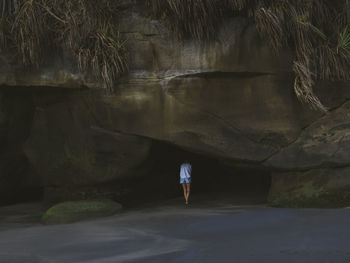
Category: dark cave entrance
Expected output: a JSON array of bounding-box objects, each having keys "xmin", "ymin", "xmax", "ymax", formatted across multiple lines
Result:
[
  {"xmin": 119, "ymin": 140, "xmax": 272, "ymax": 208},
  {"xmin": 0, "ymin": 86, "xmax": 47, "ymax": 206},
  {"xmin": 0, "ymin": 85, "xmax": 272, "ymax": 208},
  {"xmin": 0, "ymin": 85, "xmax": 86, "ymax": 206}
]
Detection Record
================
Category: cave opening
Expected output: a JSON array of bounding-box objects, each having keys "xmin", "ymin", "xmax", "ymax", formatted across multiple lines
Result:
[
  {"xmin": 0, "ymin": 85, "xmax": 84, "ymax": 206},
  {"xmin": 0, "ymin": 86, "xmax": 46, "ymax": 206},
  {"xmin": 0, "ymin": 85, "xmax": 272, "ymax": 208},
  {"xmin": 119, "ymin": 140, "xmax": 272, "ymax": 208}
]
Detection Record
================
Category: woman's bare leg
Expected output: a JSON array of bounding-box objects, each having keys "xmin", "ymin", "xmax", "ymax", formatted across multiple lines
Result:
[
  {"xmin": 185, "ymin": 183, "xmax": 191, "ymax": 204},
  {"xmin": 182, "ymin": 184, "xmax": 187, "ymax": 203}
]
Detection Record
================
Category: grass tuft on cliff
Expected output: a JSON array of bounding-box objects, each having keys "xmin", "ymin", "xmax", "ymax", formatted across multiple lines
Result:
[
  {"xmin": 0, "ymin": 0, "xmax": 128, "ymax": 93},
  {"xmin": 1, "ymin": 0, "xmax": 349, "ymax": 107},
  {"xmin": 147, "ymin": 0, "xmax": 350, "ymax": 113}
]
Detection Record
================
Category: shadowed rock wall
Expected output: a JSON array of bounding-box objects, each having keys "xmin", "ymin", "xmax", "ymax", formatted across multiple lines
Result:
[{"xmin": 0, "ymin": 1, "xmax": 349, "ymax": 207}]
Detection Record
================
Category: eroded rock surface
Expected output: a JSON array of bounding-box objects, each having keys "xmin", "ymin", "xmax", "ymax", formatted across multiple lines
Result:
[
  {"xmin": 0, "ymin": 1, "xmax": 349, "ymax": 207},
  {"xmin": 265, "ymin": 100, "xmax": 350, "ymax": 169},
  {"xmin": 268, "ymin": 167, "xmax": 350, "ymax": 207},
  {"xmin": 23, "ymin": 89, "xmax": 152, "ymax": 186}
]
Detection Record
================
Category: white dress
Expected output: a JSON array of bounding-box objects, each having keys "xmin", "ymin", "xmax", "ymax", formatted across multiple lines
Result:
[{"xmin": 180, "ymin": 163, "xmax": 192, "ymax": 183}]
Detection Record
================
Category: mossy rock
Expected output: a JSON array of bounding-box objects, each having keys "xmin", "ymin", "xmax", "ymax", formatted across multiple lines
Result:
[
  {"xmin": 42, "ymin": 200, "xmax": 123, "ymax": 224},
  {"xmin": 268, "ymin": 168, "xmax": 350, "ymax": 208},
  {"xmin": 268, "ymin": 192, "xmax": 350, "ymax": 208}
]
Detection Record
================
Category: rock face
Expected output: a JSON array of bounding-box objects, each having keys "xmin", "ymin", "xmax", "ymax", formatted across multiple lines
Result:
[
  {"xmin": 0, "ymin": 87, "xmax": 152, "ymax": 205},
  {"xmin": 23, "ymin": 89, "xmax": 152, "ymax": 186},
  {"xmin": 0, "ymin": 1, "xmax": 350, "ymax": 207},
  {"xmin": 0, "ymin": 88, "xmax": 41, "ymax": 204},
  {"xmin": 264, "ymin": 99, "xmax": 350, "ymax": 207},
  {"xmin": 268, "ymin": 168, "xmax": 350, "ymax": 208},
  {"xmin": 101, "ymin": 73, "xmax": 318, "ymax": 162},
  {"xmin": 265, "ymin": 100, "xmax": 350, "ymax": 169}
]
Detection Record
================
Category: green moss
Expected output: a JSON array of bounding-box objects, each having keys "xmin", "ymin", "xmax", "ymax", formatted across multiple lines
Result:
[
  {"xmin": 268, "ymin": 189, "xmax": 350, "ymax": 208},
  {"xmin": 269, "ymin": 168, "xmax": 350, "ymax": 208},
  {"xmin": 42, "ymin": 200, "xmax": 123, "ymax": 224}
]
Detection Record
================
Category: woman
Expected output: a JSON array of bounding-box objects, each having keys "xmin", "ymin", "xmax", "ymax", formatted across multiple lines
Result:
[{"xmin": 180, "ymin": 161, "xmax": 192, "ymax": 204}]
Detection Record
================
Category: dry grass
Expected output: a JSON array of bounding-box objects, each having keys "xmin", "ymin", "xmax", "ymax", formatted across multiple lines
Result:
[
  {"xmin": 1, "ymin": 0, "xmax": 350, "ymax": 108},
  {"xmin": 76, "ymin": 22, "xmax": 128, "ymax": 92},
  {"xmin": 10, "ymin": 0, "xmax": 50, "ymax": 66},
  {"xmin": 146, "ymin": 0, "xmax": 252, "ymax": 40},
  {"xmin": 1, "ymin": 0, "xmax": 127, "ymax": 93},
  {"xmin": 147, "ymin": 0, "xmax": 223, "ymax": 40},
  {"xmin": 56, "ymin": 0, "xmax": 128, "ymax": 92},
  {"xmin": 147, "ymin": 0, "xmax": 350, "ymax": 112},
  {"xmin": 254, "ymin": 7, "xmax": 285, "ymax": 52},
  {"xmin": 293, "ymin": 58, "xmax": 329, "ymax": 112}
]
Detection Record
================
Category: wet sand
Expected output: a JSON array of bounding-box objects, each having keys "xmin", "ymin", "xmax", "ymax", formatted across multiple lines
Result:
[{"xmin": 0, "ymin": 195, "xmax": 350, "ymax": 263}]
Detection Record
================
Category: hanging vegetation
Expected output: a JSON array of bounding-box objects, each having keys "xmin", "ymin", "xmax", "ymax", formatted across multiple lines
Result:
[
  {"xmin": 147, "ymin": 0, "xmax": 350, "ymax": 112},
  {"xmin": 1, "ymin": 0, "xmax": 349, "ymax": 108},
  {"xmin": 0, "ymin": 0, "xmax": 128, "ymax": 93}
]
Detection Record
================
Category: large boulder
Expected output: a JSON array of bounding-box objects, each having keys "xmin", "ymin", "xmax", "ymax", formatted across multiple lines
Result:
[
  {"xmin": 98, "ymin": 4, "xmax": 350, "ymax": 165},
  {"xmin": 23, "ymin": 89, "xmax": 152, "ymax": 187},
  {"xmin": 0, "ymin": 88, "xmax": 41, "ymax": 205},
  {"xmin": 264, "ymin": 97, "xmax": 350, "ymax": 207},
  {"xmin": 0, "ymin": 1, "xmax": 349, "ymax": 207},
  {"xmin": 99, "ymin": 73, "xmax": 320, "ymax": 162},
  {"xmin": 265, "ymin": 100, "xmax": 350, "ymax": 169},
  {"xmin": 268, "ymin": 168, "xmax": 350, "ymax": 208}
]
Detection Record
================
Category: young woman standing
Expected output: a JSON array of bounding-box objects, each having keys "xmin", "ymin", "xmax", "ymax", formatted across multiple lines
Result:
[{"xmin": 179, "ymin": 162, "xmax": 192, "ymax": 204}]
